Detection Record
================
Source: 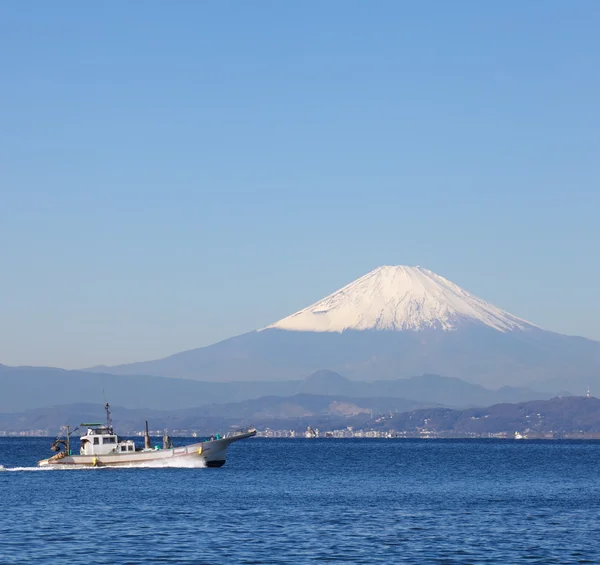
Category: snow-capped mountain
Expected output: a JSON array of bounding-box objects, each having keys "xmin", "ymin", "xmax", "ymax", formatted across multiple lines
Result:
[
  {"xmin": 266, "ymin": 265, "xmax": 535, "ymax": 333},
  {"xmin": 87, "ymin": 266, "xmax": 600, "ymax": 389}
]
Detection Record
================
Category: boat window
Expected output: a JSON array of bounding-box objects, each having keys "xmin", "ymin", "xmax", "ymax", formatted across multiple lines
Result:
[
  {"xmin": 128, "ymin": 445, "xmax": 134, "ymax": 451},
  {"xmin": 93, "ymin": 437, "xmax": 99, "ymax": 445},
  {"xmin": 121, "ymin": 446, "xmax": 127, "ymax": 452},
  {"xmin": 103, "ymin": 437, "xmax": 116, "ymax": 444}
]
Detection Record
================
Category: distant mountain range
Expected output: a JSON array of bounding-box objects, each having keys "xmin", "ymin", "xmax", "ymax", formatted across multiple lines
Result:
[
  {"xmin": 0, "ymin": 395, "xmax": 430, "ymax": 435},
  {"xmin": 376, "ymin": 396, "xmax": 600, "ymax": 436},
  {"xmin": 0, "ymin": 364, "xmax": 557, "ymax": 414},
  {"xmin": 85, "ymin": 266, "xmax": 600, "ymax": 389},
  {"xmin": 2, "ymin": 396, "xmax": 598, "ymax": 438}
]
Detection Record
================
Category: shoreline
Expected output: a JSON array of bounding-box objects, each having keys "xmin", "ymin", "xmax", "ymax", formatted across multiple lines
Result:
[{"xmin": 3, "ymin": 433, "xmax": 600, "ymax": 440}]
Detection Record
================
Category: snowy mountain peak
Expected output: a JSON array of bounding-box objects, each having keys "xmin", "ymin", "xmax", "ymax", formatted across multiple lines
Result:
[{"xmin": 265, "ymin": 265, "xmax": 537, "ymax": 334}]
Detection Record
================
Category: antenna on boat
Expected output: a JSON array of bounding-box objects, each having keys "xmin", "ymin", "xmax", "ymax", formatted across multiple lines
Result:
[
  {"xmin": 144, "ymin": 420, "xmax": 151, "ymax": 450},
  {"xmin": 65, "ymin": 425, "xmax": 71, "ymax": 456},
  {"xmin": 163, "ymin": 428, "xmax": 172, "ymax": 450},
  {"xmin": 105, "ymin": 402, "xmax": 112, "ymax": 431}
]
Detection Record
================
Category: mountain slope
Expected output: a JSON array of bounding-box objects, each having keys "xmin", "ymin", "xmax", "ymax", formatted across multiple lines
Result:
[
  {"xmin": 266, "ymin": 265, "xmax": 535, "ymax": 333},
  {"xmin": 87, "ymin": 324, "xmax": 600, "ymax": 387},
  {"xmin": 85, "ymin": 265, "xmax": 600, "ymax": 388},
  {"xmin": 0, "ymin": 394, "xmax": 431, "ymax": 435},
  {"xmin": 3, "ymin": 396, "xmax": 599, "ymax": 437},
  {"xmin": 378, "ymin": 396, "xmax": 600, "ymax": 435},
  {"xmin": 0, "ymin": 365, "xmax": 553, "ymax": 413}
]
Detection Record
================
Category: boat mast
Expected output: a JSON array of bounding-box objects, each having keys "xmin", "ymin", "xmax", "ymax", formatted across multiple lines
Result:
[
  {"xmin": 105, "ymin": 402, "xmax": 112, "ymax": 432},
  {"xmin": 144, "ymin": 420, "xmax": 151, "ymax": 449}
]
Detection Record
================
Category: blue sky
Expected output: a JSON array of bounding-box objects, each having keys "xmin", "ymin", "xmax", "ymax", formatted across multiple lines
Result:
[{"xmin": 1, "ymin": 2, "xmax": 599, "ymax": 368}]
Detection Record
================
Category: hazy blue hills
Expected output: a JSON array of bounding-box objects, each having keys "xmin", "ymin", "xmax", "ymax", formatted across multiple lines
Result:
[
  {"xmin": 377, "ymin": 396, "xmax": 600, "ymax": 435},
  {"xmin": 0, "ymin": 395, "xmax": 432, "ymax": 435},
  {"xmin": 1, "ymin": 364, "xmax": 556, "ymax": 414},
  {"xmin": 2, "ymin": 396, "xmax": 598, "ymax": 437},
  {"xmin": 290, "ymin": 370, "xmax": 556, "ymax": 407},
  {"xmin": 86, "ymin": 327, "xmax": 600, "ymax": 390}
]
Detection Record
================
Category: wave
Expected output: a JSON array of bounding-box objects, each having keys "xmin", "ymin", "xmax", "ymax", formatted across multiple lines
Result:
[
  {"xmin": 0, "ymin": 459, "xmax": 207, "ymax": 471},
  {"xmin": 1, "ymin": 466, "xmax": 56, "ymax": 472}
]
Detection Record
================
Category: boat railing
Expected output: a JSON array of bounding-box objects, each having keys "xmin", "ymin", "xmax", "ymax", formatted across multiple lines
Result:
[{"xmin": 222, "ymin": 427, "xmax": 257, "ymax": 439}]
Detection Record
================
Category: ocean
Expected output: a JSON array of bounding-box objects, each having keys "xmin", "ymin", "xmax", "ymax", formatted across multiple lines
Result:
[{"xmin": 1, "ymin": 437, "xmax": 599, "ymax": 564}]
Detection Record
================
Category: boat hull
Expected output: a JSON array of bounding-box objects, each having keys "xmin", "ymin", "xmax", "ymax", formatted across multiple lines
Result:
[{"xmin": 37, "ymin": 431, "xmax": 255, "ymax": 468}]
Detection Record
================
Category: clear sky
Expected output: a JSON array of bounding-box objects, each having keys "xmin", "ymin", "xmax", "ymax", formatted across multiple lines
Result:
[{"xmin": 1, "ymin": 1, "xmax": 599, "ymax": 369}]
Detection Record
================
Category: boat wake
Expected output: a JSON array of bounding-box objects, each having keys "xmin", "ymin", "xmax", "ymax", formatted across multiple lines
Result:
[
  {"xmin": 119, "ymin": 458, "xmax": 207, "ymax": 469},
  {"xmin": 1, "ymin": 459, "xmax": 207, "ymax": 472},
  {"xmin": 2, "ymin": 466, "xmax": 57, "ymax": 472}
]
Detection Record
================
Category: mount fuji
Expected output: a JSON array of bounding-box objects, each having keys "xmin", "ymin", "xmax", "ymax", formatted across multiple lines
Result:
[
  {"xmin": 265, "ymin": 265, "xmax": 535, "ymax": 334},
  {"xmin": 89, "ymin": 266, "xmax": 600, "ymax": 389}
]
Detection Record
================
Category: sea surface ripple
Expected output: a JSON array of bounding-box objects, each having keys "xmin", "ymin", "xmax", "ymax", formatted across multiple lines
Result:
[{"xmin": 1, "ymin": 438, "xmax": 600, "ymax": 564}]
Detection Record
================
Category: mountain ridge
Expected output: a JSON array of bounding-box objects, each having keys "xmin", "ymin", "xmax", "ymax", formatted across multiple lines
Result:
[
  {"xmin": 266, "ymin": 265, "xmax": 536, "ymax": 333},
  {"xmin": 2, "ymin": 396, "xmax": 599, "ymax": 438},
  {"xmin": 84, "ymin": 325, "xmax": 600, "ymax": 387},
  {"xmin": 82, "ymin": 265, "xmax": 600, "ymax": 387},
  {"xmin": 0, "ymin": 364, "xmax": 556, "ymax": 412}
]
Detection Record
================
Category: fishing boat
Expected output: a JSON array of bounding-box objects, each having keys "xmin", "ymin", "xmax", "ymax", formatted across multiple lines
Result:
[{"xmin": 37, "ymin": 403, "xmax": 256, "ymax": 468}]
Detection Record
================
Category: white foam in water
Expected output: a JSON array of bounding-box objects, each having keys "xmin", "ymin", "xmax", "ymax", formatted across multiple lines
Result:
[
  {"xmin": 1, "ymin": 459, "xmax": 207, "ymax": 471},
  {"xmin": 117, "ymin": 458, "xmax": 207, "ymax": 469},
  {"xmin": 0, "ymin": 462, "xmax": 62, "ymax": 471}
]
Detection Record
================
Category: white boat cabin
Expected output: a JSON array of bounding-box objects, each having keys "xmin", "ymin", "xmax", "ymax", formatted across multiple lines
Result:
[{"xmin": 79, "ymin": 423, "xmax": 136, "ymax": 456}]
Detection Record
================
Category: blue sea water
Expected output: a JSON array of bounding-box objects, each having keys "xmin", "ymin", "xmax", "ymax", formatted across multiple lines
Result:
[{"xmin": 1, "ymin": 437, "xmax": 600, "ymax": 564}]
